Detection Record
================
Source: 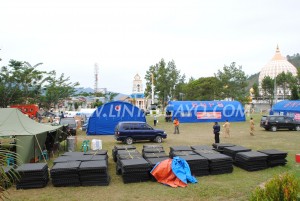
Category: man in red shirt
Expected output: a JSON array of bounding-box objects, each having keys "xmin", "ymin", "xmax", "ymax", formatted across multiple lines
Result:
[{"xmin": 173, "ymin": 118, "xmax": 180, "ymax": 134}]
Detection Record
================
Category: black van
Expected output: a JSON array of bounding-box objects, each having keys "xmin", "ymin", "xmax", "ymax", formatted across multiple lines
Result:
[
  {"xmin": 261, "ymin": 115, "xmax": 300, "ymax": 132},
  {"xmin": 114, "ymin": 121, "xmax": 167, "ymax": 145}
]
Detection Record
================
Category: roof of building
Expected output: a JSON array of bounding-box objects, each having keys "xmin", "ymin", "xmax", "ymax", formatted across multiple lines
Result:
[{"xmin": 259, "ymin": 45, "xmax": 297, "ymax": 84}]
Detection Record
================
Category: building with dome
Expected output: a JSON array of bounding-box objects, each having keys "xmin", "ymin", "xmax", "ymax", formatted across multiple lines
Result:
[{"xmin": 259, "ymin": 45, "xmax": 297, "ymax": 100}]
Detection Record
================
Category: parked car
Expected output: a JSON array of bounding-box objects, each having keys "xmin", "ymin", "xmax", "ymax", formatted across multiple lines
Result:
[
  {"xmin": 260, "ymin": 115, "xmax": 267, "ymax": 127},
  {"xmin": 114, "ymin": 121, "xmax": 167, "ymax": 145},
  {"xmin": 59, "ymin": 117, "xmax": 77, "ymax": 135},
  {"xmin": 261, "ymin": 115, "xmax": 300, "ymax": 132}
]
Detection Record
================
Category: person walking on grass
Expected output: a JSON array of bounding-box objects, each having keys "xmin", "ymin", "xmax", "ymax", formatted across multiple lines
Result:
[
  {"xmin": 154, "ymin": 114, "xmax": 157, "ymax": 126},
  {"xmin": 173, "ymin": 117, "xmax": 180, "ymax": 134},
  {"xmin": 223, "ymin": 119, "xmax": 230, "ymax": 138},
  {"xmin": 213, "ymin": 122, "xmax": 220, "ymax": 143},
  {"xmin": 250, "ymin": 117, "xmax": 255, "ymax": 136}
]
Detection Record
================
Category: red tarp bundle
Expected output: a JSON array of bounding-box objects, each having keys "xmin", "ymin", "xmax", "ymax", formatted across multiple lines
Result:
[{"xmin": 151, "ymin": 158, "xmax": 187, "ymax": 188}]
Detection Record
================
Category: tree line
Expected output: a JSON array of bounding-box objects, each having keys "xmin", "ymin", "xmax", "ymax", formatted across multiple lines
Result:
[
  {"xmin": 144, "ymin": 59, "xmax": 248, "ymax": 108},
  {"xmin": 1, "ymin": 52, "xmax": 300, "ymax": 110},
  {"xmin": 0, "ymin": 59, "xmax": 79, "ymax": 108},
  {"xmin": 144, "ymin": 56, "xmax": 300, "ymax": 109}
]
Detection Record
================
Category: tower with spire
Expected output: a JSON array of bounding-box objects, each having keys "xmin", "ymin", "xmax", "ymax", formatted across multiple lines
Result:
[{"xmin": 130, "ymin": 74, "xmax": 146, "ymax": 110}]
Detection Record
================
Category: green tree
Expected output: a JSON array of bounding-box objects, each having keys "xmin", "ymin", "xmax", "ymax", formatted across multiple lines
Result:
[
  {"xmin": 276, "ymin": 71, "xmax": 297, "ymax": 99},
  {"xmin": 261, "ymin": 76, "xmax": 274, "ymax": 107},
  {"xmin": 173, "ymin": 74, "xmax": 186, "ymax": 100},
  {"xmin": 252, "ymin": 83, "xmax": 259, "ymax": 100},
  {"xmin": 290, "ymin": 85, "xmax": 299, "ymax": 100},
  {"xmin": 17, "ymin": 61, "xmax": 49, "ymax": 104},
  {"xmin": 184, "ymin": 77, "xmax": 221, "ymax": 100},
  {"xmin": 40, "ymin": 72, "xmax": 79, "ymax": 109},
  {"xmin": 287, "ymin": 53, "xmax": 300, "ymax": 68},
  {"xmin": 215, "ymin": 62, "xmax": 248, "ymax": 103},
  {"xmin": 0, "ymin": 60, "xmax": 51, "ymax": 107},
  {"xmin": 92, "ymin": 99, "xmax": 103, "ymax": 108},
  {"xmin": 106, "ymin": 91, "xmax": 118, "ymax": 102},
  {"xmin": 0, "ymin": 60, "xmax": 25, "ymax": 107},
  {"xmin": 144, "ymin": 59, "xmax": 183, "ymax": 109}
]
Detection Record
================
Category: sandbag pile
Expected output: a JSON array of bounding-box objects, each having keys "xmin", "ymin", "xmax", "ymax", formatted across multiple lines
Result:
[
  {"xmin": 53, "ymin": 152, "xmax": 85, "ymax": 164},
  {"xmin": 53, "ymin": 152, "xmax": 108, "ymax": 164},
  {"xmin": 142, "ymin": 145, "xmax": 169, "ymax": 181},
  {"xmin": 212, "ymin": 143, "xmax": 236, "ymax": 153},
  {"xmin": 115, "ymin": 149, "xmax": 142, "ymax": 175},
  {"xmin": 178, "ymin": 155, "xmax": 209, "ymax": 176},
  {"xmin": 142, "ymin": 144, "xmax": 168, "ymax": 159},
  {"xmin": 16, "ymin": 163, "xmax": 49, "ymax": 189},
  {"xmin": 112, "ymin": 145, "xmax": 136, "ymax": 162},
  {"xmin": 235, "ymin": 151, "xmax": 268, "ymax": 171},
  {"xmin": 119, "ymin": 157, "xmax": 151, "ymax": 183},
  {"xmin": 51, "ymin": 161, "xmax": 81, "ymax": 187},
  {"xmin": 258, "ymin": 149, "xmax": 288, "ymax": 167},
  {"xmin": 191, "ymin": 145, "xmax": 214, "ymax": 150},
  {"xmin": 169, "ymin": 146, "xmax": 195, "ymax": 158},
  {"xmin": 51, "ymin": 150, "xmax": 109, "ymax": 187},
  {"xmin": 79, "ymin": 160, "xmax": 109, "ymax": 186},
  {"xmin": 196, "ymin": 152, "xmax": 233, "ymax": 175},
  {"xmin": 222, "ymin": 146, "xmax": 252, "ymax": 161}
]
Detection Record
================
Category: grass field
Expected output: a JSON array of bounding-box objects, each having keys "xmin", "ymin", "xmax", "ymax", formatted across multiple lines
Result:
[{"xmin": 6, "ymin": 113, "xmax": 300, "ymax": 201}]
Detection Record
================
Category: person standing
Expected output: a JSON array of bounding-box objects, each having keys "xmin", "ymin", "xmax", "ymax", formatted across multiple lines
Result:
[
  {"xmin": 223, "ymin": 120, "xmax": 230, "ymax": 138},
  {"xmin": 154, "ymin": 115, "xmax": 157, "ymax": 126},
  {"xmin": 60, "ymin": 111, "xmax": 65, "ymax": 119},
  {"xmin": 250, "ymin": 117, "xmax": 255, "ymax": 136},
  {"xmin": 213, "ymin": 122, "xmax": 220, "ymax": 143},
  {"xmin": 173, "ymin": 118, "xmax": 180, "ymax": 134}
]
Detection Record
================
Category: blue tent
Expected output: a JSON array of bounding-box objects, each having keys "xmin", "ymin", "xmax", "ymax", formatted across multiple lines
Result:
[
  {"xmin": 167, "ymin": 101, "xmax": 245, "ymax": 123},
  {"xmin": 87, "ymin": 101, "xmax": 146, "ymax": 135},
  {"xmin": 271, "ymin": 100, "xmax": 300, "ymax": 119}
]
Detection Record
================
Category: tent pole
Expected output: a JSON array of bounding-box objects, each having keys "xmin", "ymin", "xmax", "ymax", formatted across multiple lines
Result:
[
  {"xmin": 35, "ymin": 135, "xmax": 47, "ymax": 164},
  {"xmin": 34, "ymin": 138, "xmax": 35, "ymax": 163}
]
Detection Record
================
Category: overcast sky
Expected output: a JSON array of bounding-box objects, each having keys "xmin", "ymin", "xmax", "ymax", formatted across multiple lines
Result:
[{"xmin": 1, "ymin": 0, "xmax": 300, "ymax": 94}]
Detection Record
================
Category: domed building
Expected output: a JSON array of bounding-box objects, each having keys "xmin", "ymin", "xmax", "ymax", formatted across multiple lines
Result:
[{"xmin": 259, "ymin": 45, "xmax": 297, "ymax": 99}]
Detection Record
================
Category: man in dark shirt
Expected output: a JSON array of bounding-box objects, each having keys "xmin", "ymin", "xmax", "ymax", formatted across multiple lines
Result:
[{"xmin": 213, "ymin": 122, "xmax": 220, "ymax": 143}]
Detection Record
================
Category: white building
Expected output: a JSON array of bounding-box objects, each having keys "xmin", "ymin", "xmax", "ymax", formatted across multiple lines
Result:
[
  {"xmin": 259, "ymin": 45, "xmax": 297, "ymax": 99},
  {"xmin": 129, "ymin": 74, "xmax": 146, "ymax": 110}
]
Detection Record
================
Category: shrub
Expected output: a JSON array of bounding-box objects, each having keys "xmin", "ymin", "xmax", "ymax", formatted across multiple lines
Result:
[
  {"xmin": 250, "ymin": 172, "xmax": 300, "ymax": 201},
  {"xmin": 152, "ymin": 110, "xmax": 156, "ymax": 115}
]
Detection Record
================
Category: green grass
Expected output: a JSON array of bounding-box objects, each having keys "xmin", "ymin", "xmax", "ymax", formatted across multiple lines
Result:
[{"xmin": 6, "ymin": 113, "xmax": 300, "ymax": 201}]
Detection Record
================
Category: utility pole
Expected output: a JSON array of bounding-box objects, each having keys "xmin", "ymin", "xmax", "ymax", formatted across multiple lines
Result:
[{"xmin": 151, "ymin": 73, "xmax": 155, "ymax": 104}]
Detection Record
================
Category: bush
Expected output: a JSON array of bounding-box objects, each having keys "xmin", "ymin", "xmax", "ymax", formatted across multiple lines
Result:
[
  {"xmin": 152, "ymin": 110, "xmax": 156, "ymax": 115},
  {"xmin": 250, "ymin": 172, "xmax": 300, "ymax": 201}
]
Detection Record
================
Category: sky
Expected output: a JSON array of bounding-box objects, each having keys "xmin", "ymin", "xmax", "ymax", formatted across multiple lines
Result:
[{"xmin": 1, "ymin": 0, "xmax": 300, "ymax": 95}]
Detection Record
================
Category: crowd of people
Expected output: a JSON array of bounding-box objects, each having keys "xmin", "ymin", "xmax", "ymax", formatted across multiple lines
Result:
[{"xmin": 156, "ymin": 114, "xmax": 256, "ymax": 144}]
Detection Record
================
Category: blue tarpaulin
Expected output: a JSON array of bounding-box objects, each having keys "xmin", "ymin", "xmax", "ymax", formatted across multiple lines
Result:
[
  {"xmin": 271, "ymin": 100, "xmax": 300, "ymax": 119},
  {"xmin": 87, "ymin": 101, "xmax": 146, "ymax": 135},
  {"xmin": 166, "ymin": 101, "xmax": 245, "ymax": 123}
]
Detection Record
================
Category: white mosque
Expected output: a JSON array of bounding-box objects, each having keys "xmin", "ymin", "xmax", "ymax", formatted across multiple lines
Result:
[{"xmin": 258, "ymin": 45, "xmax": 297, "ymax": 100}]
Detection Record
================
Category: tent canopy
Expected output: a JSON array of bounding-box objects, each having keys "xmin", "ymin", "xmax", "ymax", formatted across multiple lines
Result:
[
  {"xmin": 0, "ymin": 108, "xmax": 63, "ymax": 164},
  {"xmin": 167, "ymin": 101, "xmax": 245, "ymax": 123},
  {"xmin": 87, "ymin": 101, "xmax": 146, "ymax": 135},
  {"xmin": 271, "ymin": 100, "xmax": 300, "ymax": 119}
]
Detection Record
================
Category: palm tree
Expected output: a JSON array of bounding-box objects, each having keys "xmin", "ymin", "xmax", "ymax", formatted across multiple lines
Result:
[{"xmin": 0, "ymin": 146, "xmax": 19, "ymax": 200}]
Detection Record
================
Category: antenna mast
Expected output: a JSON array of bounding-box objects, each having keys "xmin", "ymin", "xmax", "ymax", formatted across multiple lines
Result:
[{"xmin": 94, "ymin": 63, "xmax": 99, "ymax": 93}]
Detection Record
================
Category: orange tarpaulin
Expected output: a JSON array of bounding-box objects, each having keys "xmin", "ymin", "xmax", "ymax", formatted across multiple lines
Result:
[{"xmin": 151, "ymin": 159, "xmax": 187, "ymax": 188}]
